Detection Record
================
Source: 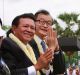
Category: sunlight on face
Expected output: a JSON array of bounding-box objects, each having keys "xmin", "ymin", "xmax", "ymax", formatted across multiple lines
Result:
[
  {"xmin": 13, "ymin": 18, "xmax": 35, "ymax": 44},
  {"xmin": 36, "ymin": 14, "xmax": 52, "ymax": 38}
]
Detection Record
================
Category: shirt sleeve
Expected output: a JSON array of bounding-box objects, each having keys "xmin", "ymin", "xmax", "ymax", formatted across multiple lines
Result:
[
  {"xmin": 28, "ymin": 66, "xmax": 51, "ymax": 75},
  {"xmin": 54, "ymin": 51, "xmax": 60, "ymax": 54},
  {"xmin": 28, "ymin": 66, "xmax": 36, "ymax": 75}
]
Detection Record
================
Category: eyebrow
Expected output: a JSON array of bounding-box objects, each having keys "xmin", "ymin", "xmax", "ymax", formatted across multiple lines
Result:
[
  {"xmin": 37, "ymin": 18, "xmax": 52, "ymax": 22},
  {"xmin": 37, "ymin": 18, "xmax": 44, "ymax": 20}
]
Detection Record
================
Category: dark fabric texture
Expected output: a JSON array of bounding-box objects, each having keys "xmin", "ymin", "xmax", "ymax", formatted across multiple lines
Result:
[
  {"xmin": 52, "ymin": 50, "xmax": 66, "ymax": 75},
  {"xmin": 29, "ymin": 39, "xmax": 40, "ymax": 60},
  {"xmin": 0, "ymin": 58, "xmax": 11, "ymax": 75},
  {"xmin": 0, "ymin": 37, "xmax": 34, "ymax": 75},
  {"xmin": 0, "ymin": 44, "xmax": 10, "ymax": 75}
]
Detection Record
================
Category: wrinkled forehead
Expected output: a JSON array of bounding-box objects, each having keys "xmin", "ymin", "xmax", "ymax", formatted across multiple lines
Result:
[
  {"xmin": 36, "ymin": 13, "xmax": 53, "ymax": 21},
  {"xmin": 17, "ymin": 18, "xmax": 35, "ymax": 27}
]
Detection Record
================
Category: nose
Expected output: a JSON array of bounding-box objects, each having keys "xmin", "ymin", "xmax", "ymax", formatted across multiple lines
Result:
[
  {"xmin": 27, "ymin": 27, "xmax": 35, "ymax": 33},
  {"xmin": 27, "ymin": 27, "xmax": 31, "ymax": 31},
  {"xmin": 44, "ymin": 23, "xmax": 48, "ymax": 27}
]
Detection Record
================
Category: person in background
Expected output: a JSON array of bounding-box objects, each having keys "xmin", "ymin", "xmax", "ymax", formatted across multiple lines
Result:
[
  {"xmin": 0, "ymin": 18, "xmax": 2, "ymax": 26},
  {"xmin": 0, "ymin": 18, "xmax": 5, "ymax": 46},
  {"xmin": 0, "ymin": 13, "xmax": 54, "ymax": 75},
  {"xmin": 0, "ymin": 18, "xmax": 10, "ymax": 75},
  {"xmin": 29, "ymin": 9, "xmax": 66, "ymax": 75},
  {"xmin": 75, "ymin": 66, "xmax": 79, "ymax": 75}
]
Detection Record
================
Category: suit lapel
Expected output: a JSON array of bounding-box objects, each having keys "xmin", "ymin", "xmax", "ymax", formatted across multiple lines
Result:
[
  {"xmin": 34, "ymin": 35, "xmax": 44, "ymax": 53},
  {"xmin": 5, "ymin": 38, "xmax": 33, "ymax": 66},
  {"xmin": 29, "ymin": 39, "xmax": 40, "ymax": 60}
]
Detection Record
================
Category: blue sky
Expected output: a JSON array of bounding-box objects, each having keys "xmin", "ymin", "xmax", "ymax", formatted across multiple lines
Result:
[{"xmin": 0, "ymin": 0, "xmax": 80, "ymax": 25}]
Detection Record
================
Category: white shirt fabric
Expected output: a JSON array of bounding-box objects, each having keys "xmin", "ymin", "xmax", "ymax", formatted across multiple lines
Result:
[
  {"xmin": 28, "ymin": 66, "xmax": 51, "ymax": 75},
  {"xmin": 35, "ymin": 35, "xmax": 60, "ymax": 52},
  {"xmin": 72, "ymin": 69, "xmax": 76, "ymax": 75},
  {"xmin": 28, "ymin": 66, "xmax": 36, "ymax": 75},
  {"xmin": 35, "ymin": 35, "xmax": 47, "ymax": 51},
  {"xmin": 36, "ymin": 35, "xmax": 60, "ymax": 55},
  {"xmin": 66, "ymin": 68, "xmax": 76, "ymax": 75},
  {"xmin": 54, "ymin": 51, "xmax": 60, "ymax": 54}
]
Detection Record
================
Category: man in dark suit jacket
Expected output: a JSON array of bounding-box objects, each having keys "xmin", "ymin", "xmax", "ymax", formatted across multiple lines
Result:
[
  {"xmin": 0, "ymin": 18, "xmax": 11, "ymax": 75},
  {"xmin": 29, "ymin": 10, "xmax": 66, "ymax": 75},
  {"xmin": 0, "ymin": 13, "xmax": 53, "ymax": 75}
]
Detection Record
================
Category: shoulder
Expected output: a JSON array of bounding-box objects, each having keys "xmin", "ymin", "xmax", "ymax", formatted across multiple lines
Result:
[
  {"xmin": 29, "ymin": 39, "xmax": 37, "ymax": 47},
  {"xmin": 2, "ymin": 37, "xmax": 13, "ymax": 45},
  {"xmin": 29, "ymin": 39, "xmax": 35, "ymax": 44},
  {"xmin": 1, "ymin": 37, "xmax": 19, "ymax": 47},
  {"xmin": 1, "ymin": 37, "xmax": 18, "ymax": 52}
]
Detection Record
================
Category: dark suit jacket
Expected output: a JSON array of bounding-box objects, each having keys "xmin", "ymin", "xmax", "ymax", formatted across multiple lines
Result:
[
  {"xmin": 29, "ymin": 39, "xmax": 40, "ymax": 60},
  {"xmin": 0, "ymin": 37, "xmax": 36, "ymax": 75},
  {"xmin": 52, "ymin": 50, "xmax": 66, "ymax": 75},
  {"xmin": 29, "ymin": 39, "xmax": 66, "ymax": 75}
]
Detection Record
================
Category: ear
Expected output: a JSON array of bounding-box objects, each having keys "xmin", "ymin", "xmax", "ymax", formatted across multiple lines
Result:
[{"xmin": 12, "ymin": 26, "xmax": 17, "ymax": 34}]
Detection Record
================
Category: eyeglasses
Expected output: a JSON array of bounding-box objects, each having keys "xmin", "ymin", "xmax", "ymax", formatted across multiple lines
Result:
[{"xmin": 36, "ymin": 20, "xmax": 52, "ymax": 26}]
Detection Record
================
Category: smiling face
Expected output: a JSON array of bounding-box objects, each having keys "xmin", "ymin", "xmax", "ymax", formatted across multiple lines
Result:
[
  {"xmin": 12, "ymin": 18, "xmax": 35, "ymax": 44},
  {"xmin": 35, "ymin": 13, "xmax": 53, "ymax": 39}
]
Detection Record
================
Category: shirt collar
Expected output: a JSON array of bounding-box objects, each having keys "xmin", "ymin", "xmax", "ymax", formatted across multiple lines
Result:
[{"xmin": 34, "ymin": 35, "xmax": 42, "ymax": 44}]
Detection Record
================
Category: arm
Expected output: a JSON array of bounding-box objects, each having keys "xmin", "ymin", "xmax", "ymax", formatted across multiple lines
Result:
[
  {"xmin": 1, "ymin": 52, "xmax": 37, "ymax": 75},
  {"xmin": 12, "ymin": 48, "xmax": 53, "ymax": 75},
  {"xmin": 11, "ymin": 66, "xmax": 36, "ymax": 75},
  {"xmin": 1, "ymin": 38, "xmax": 53, "ymax": 75}
]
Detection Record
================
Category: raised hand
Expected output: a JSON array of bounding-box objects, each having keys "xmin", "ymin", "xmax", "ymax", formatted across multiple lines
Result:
[
  {"xmin": 45, "ymin": 27, "xmax": 58, "ymax": 52},
  {"xmin": 34, "ymin": 48, "xmax": 53, "ymax": 70}
]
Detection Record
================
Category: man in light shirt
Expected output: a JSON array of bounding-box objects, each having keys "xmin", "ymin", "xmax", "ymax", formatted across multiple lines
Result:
[{"xmin": 29, "ymin": 9, "xmax": 66, "ymax": 75}]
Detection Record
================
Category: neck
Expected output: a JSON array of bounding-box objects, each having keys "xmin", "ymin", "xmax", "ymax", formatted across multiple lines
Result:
[
  {"xmin": 36, "ymin": 33, "xmax": 45, "ymax": 40},
  {"xmin": 22, "ymin": 40, "xmax": 28, "ymax": 45},
  {"xmin": 13, "ymin": 33, "xmax": 28, "ymax": 45}
]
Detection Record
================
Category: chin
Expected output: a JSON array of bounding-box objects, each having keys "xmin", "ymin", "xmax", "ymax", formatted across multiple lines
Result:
[
  {"xmin": 43, "ymin": 33, "xmax": 47, "ymax": 36},
  {"xmin": 27, "ymin": 37, "xmax": 32, "ymax": 41},
  {"xmin": 40, "ymin": 32, "xmax": 47, "ymax": 35},
  {"xmin": 27, "ymin": 39, "xmax": 32, "ymax": 42},
  {"xmin": 41, "ymin": 34, "xmax": 47, "ymax": 38}
]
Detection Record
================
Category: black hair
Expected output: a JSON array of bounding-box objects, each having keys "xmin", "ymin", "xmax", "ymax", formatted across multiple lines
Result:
[
  {"xmin": 0, "ymin": 18, "xmax": 2, "ymax": 26},
  {"xmin": 12, "ymin": 13, "xmax": 35, "ymax": 27},
  {"xmin": 35, "ymin": 9, "xmax": 53, "ymax": 25},
  {"xmin": 7, "ymin": 29, "xmax": 12, "ymax": 37},
  {"xmin": 6, "ymin": 13, "xmax": 35, "ymax": 37},
  {"xmin": 35, "ymin": 10, "xmax": 50, "ymax": 19}
]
